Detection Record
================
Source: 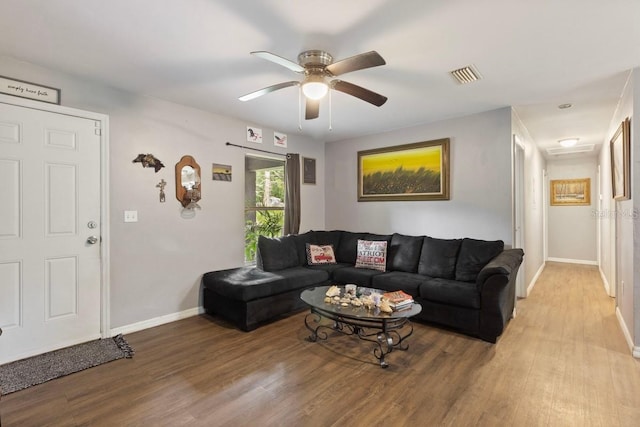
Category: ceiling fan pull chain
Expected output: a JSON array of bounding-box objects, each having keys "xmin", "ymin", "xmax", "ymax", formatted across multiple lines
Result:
[
  {"xmin": 298, "ymin": 86, "xmax": 302, "ymax": 131},
  {"xmin": 329, "ymin": 89, "xmax": 333, "ymax": 131}
]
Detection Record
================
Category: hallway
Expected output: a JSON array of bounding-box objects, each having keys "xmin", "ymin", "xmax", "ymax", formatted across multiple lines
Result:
[{"xmin": 509, "ymin": 261, "xmax": 640, "ymax": 425}]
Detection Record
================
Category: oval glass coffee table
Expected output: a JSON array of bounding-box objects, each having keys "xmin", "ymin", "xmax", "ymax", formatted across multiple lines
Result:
[{"xmin": 300, "ymin": 286, "xmax": 422, "ymax": 368}]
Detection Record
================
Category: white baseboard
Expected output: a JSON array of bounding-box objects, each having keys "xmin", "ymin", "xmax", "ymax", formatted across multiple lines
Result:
[
  {"xmin": 615, "ymin": 307, "xmax": 640, "ymax": 359},
  {"xmin": 547, "ymin": 257, "xmax": 597, "ymax": 265},
  {"xmin": 598, "ymin": 266, "xmax": 611, "ymax": 296},
  {"xmin": 110, "ymin": 306, "xmax": 205, "ymax": 336},
  {"xmin": 526, "ymin": 261, "xmax": 545, "ymax": 296}
]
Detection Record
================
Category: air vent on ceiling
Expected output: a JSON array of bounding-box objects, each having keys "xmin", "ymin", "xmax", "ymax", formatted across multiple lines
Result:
[
  {"xmin": 546, "ymin": 144, "xmax": 595, "ymax": 156},
  {"xmin": 449, "ymin": 65, "xmax": 482, "ymax": 84}
]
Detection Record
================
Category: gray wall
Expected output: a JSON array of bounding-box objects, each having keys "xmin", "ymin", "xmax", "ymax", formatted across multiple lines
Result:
[
  {"xmin": 546, "ymin": 157, "xmax": 598, "ymax": 263},
  {"xmin": 324, "ymin": 108, "xmax": 513, "ymax": 243},
  {"xmin": 598, "ymin": 67, "xmax": 640, "ymax": 353},
  {"xmin": 0, "ymin": 55, "xmax": 326, "ymax": 329}
]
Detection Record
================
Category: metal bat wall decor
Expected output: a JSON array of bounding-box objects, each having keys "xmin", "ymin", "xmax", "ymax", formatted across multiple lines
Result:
[{"xmin": 132, "ymin": 153, "xmax": 165, "ymax": 172}]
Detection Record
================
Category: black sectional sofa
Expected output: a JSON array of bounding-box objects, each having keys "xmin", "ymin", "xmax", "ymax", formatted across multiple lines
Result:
[{"xmin": 202, "ymin": 230, "xmax": 524, "ymax": 343}]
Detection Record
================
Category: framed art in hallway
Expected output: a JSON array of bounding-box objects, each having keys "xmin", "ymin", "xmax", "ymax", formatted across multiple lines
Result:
[
  {"xmin": 550, "ymin": 178, "xmax": 591, "ymax": 206},
  {"xmin": 610, "ymin": 117, "xmax": 630, "ymax": 201},
  {"xmin": 357, "ymin": 138, "xmax": 450, "ymax": 201}
]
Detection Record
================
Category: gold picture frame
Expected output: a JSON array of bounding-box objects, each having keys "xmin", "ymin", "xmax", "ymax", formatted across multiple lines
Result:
[
  {"xmin": 357, "ymin": 138, "xmax": 450, "ymax": 202},
  {"xmin": 550, "ymin": 178, "xmax": 591, "ymax": 206},
  {"xmin": 610, "ymin": 117, "xmax": 631, "ymax": 201}
]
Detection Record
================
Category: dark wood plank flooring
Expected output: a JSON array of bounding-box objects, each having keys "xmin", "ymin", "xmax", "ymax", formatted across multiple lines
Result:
[{"xmin": 2, "ymin": 262, "xmax": 640, "ymax": 426}]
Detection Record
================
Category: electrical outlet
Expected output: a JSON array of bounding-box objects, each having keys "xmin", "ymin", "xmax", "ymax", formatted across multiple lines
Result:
[{"xmin": 124, "ymin": 210, "xmax": 138, "ymax": 223}]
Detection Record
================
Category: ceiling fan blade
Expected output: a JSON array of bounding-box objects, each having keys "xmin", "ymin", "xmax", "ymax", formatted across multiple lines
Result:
[
  {"xmin": 305, "ymin": 98, "xmax": 320, "ymax": 120},
  {"xmin": 239, "ymin": 81, "xmax": 299, "ymax": 102},
  {"xmin": 251, "ymin": 51, "xmax": 305, "ymax": 73},
  {"xmin": 325, "ymin": 51, "xmax": 386, "ymax": 76},
  {"xmin": 331, "ymin": 80, "xmax": 387, "ymax": 107}
]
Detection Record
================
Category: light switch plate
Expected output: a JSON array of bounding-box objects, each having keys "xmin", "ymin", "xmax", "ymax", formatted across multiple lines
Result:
[{"xmin": 124, "ymin": 210, "xmax": 138, "ymax": 222}]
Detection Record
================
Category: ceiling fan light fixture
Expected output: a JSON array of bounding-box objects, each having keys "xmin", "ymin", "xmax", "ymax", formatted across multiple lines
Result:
[{"xmin": 302, "ymin": 76, "xmax": 328, "ymax": 100}]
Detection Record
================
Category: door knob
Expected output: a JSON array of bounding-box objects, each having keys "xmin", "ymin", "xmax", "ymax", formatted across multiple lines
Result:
[{"xmin": 86, "ymin": 236, "xmax": 99, "ymax": 244}]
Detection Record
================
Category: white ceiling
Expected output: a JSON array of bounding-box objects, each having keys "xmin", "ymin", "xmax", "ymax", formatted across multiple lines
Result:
[{"xmin": 1, "ymin": 0, "xmax": 639, "ymax": 156}]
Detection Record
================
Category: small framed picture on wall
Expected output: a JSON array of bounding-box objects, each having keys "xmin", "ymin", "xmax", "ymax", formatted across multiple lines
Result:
[{"xmin": 303, "ymin": 157, "xmax": 316, "ymax": 184}]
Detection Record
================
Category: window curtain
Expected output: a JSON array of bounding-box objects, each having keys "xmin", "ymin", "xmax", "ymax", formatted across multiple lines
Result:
[{"xmin": 284, "ymin": 153, "xmax": 301, "ymax": 235}]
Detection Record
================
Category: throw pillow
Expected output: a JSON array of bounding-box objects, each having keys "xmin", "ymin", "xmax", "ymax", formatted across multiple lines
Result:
[
  {"xmin": 355, "ymin": 239, "xmax": 387, "ymax": 272},
  {"xmin": 306, "ymin": 244, "xmax": 337, "ymax": 265}
]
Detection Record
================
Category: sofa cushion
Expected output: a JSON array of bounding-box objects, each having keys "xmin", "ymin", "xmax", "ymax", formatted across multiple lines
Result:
[
  {"xmin": 256, "ymin": 235, "xmax": 300, "ymax": 271},
  {"xmin": 355, "ymin": 239, "xmax": 388, "ymax": 271},
  {"xmin": 290, "ymin": 231, "xmax": 343, "ymax": 266},
  {"xmin": 290, "ymin": 231, "xmax": 312, "ymax": 265},
  {"xmin": 306, "ymin": 244, "xmax": 337, "ymax": 265},
  {"xmin": 306, "ymin": 230, "xmax": 343, "ymax": 248},
  {"xmin": 304, "ymin": 263, "xmax": 351, "ymax": 275},
  {"xmin": 335, "ymin": 231, "xmax": 367, "ymax": 264},
  {"xmin": 388, "ymin": 233, "xmax": 424, "ymax": 273},
  {"xmin": 203, "ymin": 266, "xmax": 329, "ymax": 302},
  {"xmin": 455, "ymin": 238, "xmax": 504, "ymax": 282},
  {"xmin": 418, "ymin": 237, "xmax": 462, "ymax": 279},
  {"xmin": 332, "ymin": 266, "xmax": 385, "ymax": 287},
  {"xmin": 370, "ymin": 271, "xmax": 427, "ymax": 298},
  {"xmin": 419, "ymin": 278, "xmax": 480, "ymax": 309}
]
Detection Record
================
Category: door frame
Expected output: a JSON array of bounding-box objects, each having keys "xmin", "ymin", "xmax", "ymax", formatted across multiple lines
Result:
[
  {"xmin": 0, "ymin": 94, "xmax": 111, "ymax": 338},
  {"xmin": 512, "ymin": 134, "xmax": 526, "ymax": 298}
]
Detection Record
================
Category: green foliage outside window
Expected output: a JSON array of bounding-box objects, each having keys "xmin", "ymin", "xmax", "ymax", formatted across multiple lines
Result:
[
  {"xmin": 244, "ymin": 210, "xmax": 284, "ymax": 262},
  {"xmin": 245, "ymin": 167, "xmax": 285, "ymax": 263}
]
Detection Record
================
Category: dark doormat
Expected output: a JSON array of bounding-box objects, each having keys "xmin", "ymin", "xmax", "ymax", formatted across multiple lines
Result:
[{"xmin": 0, "ymin": 334, "xmax": 134, "ymax": 395}]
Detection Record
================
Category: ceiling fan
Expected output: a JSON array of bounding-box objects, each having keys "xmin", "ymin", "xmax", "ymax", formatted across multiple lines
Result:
[{"xmin": 239, "ymin": 50, "xmax": 387, "ymax": 120}]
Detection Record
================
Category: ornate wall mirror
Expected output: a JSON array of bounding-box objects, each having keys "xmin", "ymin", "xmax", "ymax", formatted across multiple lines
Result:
[{"xmin": 175, "ymin": 155, "xmax": 202, "ymax": 209}]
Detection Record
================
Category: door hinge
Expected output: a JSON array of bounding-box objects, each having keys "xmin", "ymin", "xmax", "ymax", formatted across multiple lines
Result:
[{"xmin": 95, "ymin": 128, "xmax": 102, "ymax": 136}]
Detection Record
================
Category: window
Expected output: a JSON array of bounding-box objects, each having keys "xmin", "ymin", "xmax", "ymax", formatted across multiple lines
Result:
[{"xmin": 245, "ymin": 155, "xmax": 285, "ymax": 263}]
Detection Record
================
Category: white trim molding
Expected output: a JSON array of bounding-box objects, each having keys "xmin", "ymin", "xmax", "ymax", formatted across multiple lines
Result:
[
  {"xmin": 616, "ymin": 307, "xmax": 640, "ymax": 358},
  {"xmin": 526, "ymin": 261, "xmax": 546, "ymax": 297},
  {"xmin": 110, "ymin": 307, "xmax": 205, "ymax": 336},
  {"xmin": 598, "ymin": 266, "xmax": 612, "ymax": 296},
  {"xmin": 0, "ymin": 93, "xmax": 111, "ymax": 340},
  {"xmin": 547, "ymin": 257, "xmax": 597, "ymax": 266}
]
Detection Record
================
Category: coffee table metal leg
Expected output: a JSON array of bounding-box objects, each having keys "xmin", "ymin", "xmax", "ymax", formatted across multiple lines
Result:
[
  {"xmin": 304, "ymin": 311, "xmax": 328, "ymax": 342},
  {"xmin": 303, "ymin": 309, "xmax": 414, "ymax": 368},
  {"xmin": 374, "ymin": 331, "xmax": 393, "ymax": 368}
]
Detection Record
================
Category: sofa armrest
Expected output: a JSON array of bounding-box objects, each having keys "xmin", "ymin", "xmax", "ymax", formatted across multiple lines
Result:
[
  {"xmin": 476, "ymin": 248, "xmax": 524, "ymax": 342},
  {"xmin": 476, "ymin": 249, "xmax": 524, "ymax": 290}
]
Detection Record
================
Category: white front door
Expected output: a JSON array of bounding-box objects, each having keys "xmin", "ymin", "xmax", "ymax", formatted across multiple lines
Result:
[{"xmin": 0, "ymin": 102, "xmax": 102, "ymax": 364}]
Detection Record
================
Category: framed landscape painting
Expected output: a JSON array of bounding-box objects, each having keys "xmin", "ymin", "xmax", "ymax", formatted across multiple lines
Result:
[
  {"xmin": 610, "ymin": 117, "xmax": 630, "ymax": 201},
  {"xmin": 550, "ymin": 178, "xmax": 591, "ymax": 206},
  {"xmin": 357, "ymin": 138, "xmax": 450, "ymax": 201}
]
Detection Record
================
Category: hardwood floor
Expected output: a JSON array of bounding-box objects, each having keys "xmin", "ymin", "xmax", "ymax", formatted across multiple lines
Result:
[{"xmin": 2, "ymin": 262, "xmax": 639, "ymax": 426}]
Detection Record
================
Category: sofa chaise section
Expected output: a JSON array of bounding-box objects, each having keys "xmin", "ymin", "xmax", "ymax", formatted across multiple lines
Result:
[{"xmin": 202, "ymin": 266, "xmax": 330, "ymax": 331}]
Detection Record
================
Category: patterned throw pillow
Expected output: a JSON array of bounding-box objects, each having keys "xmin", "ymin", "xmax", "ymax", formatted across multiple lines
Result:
[
  {"xmin": 355, "ymin": 240, "xmax": 387, "ymax": 272},
  {"xmin": 306, "ymin": 244, "xmax": 337, "ymax": 265}
]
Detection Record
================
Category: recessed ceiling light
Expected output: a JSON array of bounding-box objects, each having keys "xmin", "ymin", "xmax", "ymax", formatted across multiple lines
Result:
[
  {"xmin": 558, "ymin": 103, "xmax": 572, "ymax": 109},
  {"xmin": 559, "ymin": 138, "xmax": 579, "ymax": 147}
]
